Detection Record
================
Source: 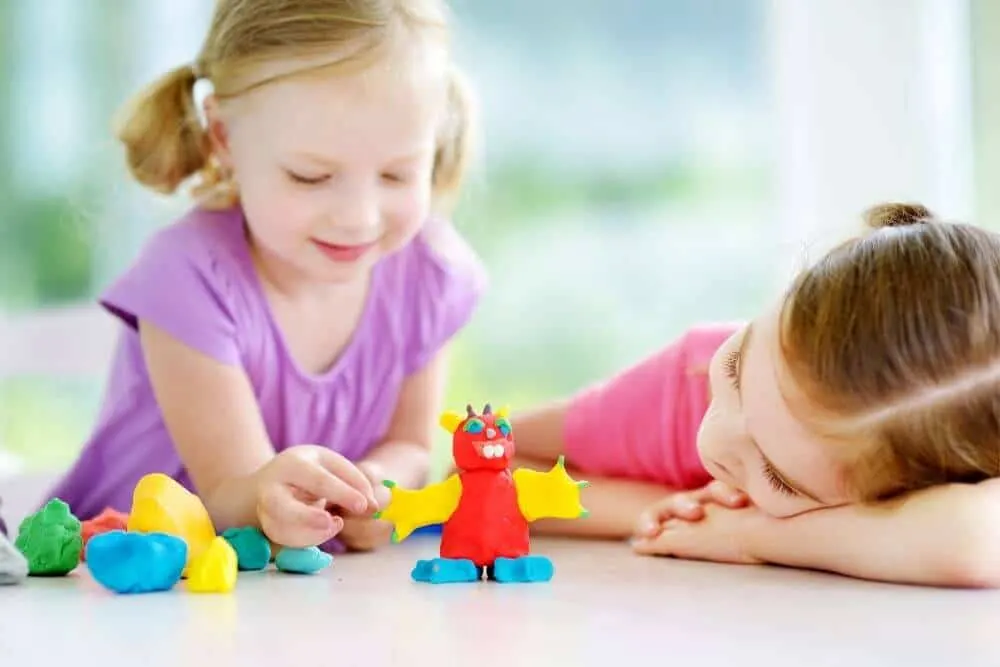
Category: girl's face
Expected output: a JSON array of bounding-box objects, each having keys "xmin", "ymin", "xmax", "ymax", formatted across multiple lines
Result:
[
  {"xmin": 696, "ymin": 307, "xmax": 854, "ymax": 517},
  {"xmin": 210, "ymin": 41, "xmax": 447, "ymax": 286}
]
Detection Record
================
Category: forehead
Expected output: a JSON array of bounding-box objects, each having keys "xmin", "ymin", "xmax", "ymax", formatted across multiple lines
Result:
[
  {"xmin": 231, "ymin": 42, "xmax": 447, "ymax": 150},
  {"xmin": 742, "ymin": 310, "xmax": 846, "ymax": 500}
]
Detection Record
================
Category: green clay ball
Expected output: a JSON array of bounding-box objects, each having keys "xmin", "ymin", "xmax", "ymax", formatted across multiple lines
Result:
[
  {"xmin": 221, "ymin": 526, "xmax": 271, "ymax": 571},
  {"xmin": 15, "ymin": 498, "xmax": 83, "ymax": 576}
]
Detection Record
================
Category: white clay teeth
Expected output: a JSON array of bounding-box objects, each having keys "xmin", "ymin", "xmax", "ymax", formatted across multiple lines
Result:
[{"xmin": 481, "ymin": 444, "xmax": 505, "ymax": 459}]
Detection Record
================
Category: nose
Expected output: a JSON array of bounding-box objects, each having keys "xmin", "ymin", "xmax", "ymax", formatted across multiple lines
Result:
[
  {"xmin": 486, "ymin": 428, "xmax": 496, "ymax": 438},
  {"xmin": 333, "ymin": 179, "xmax": 379, "ymax": 235}
]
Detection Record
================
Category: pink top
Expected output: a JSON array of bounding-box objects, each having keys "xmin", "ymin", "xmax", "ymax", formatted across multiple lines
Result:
[{"xmin": 563, "ymin": 323, "xmax": 740, "ymax": 489}]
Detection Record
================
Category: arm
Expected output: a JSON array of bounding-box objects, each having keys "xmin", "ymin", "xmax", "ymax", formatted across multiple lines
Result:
[
  {"xmin": 140, "ymin": 321, "xmax": 274, "ymax": 531},
  {"xmin": 359, "ymin": 349, "xmax": 448, "ymax": 490},
  {"xmin": 376, "ymin": 475, "xmax": 462, "ymax": 542},
  {"xmin": 743, "ymin": 480, "xmax": 1000, "ymax": 587}
]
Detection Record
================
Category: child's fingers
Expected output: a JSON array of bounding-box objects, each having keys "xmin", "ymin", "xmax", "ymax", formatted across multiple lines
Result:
[
  {"xmin": 258, "ymin": 484, "xmax": 342, "ymax": 547},
  {"xmin": 700, "ymin": 480, "xmax": 748, "ymax": 508},
  {"xmin": 293, "ymin": 459, "xmax": 372, "ymax": 515},
  {"xmin": 314, "ymin": 450, "xmax": 379, "ymax": 509},
  {"xmin": 634, "ymin": 494, "xmax": 703, "ymax": 537}
]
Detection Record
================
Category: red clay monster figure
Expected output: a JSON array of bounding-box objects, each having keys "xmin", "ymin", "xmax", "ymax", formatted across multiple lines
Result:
[{"xmin": 375, "ymin": 403, "xmax": 588, "ymax": 583}]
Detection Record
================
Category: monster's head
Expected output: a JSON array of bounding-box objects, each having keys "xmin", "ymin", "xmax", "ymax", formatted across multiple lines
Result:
[{"xmin": 440, "ymin": 403, "xmax": 514, "ymax": 472}]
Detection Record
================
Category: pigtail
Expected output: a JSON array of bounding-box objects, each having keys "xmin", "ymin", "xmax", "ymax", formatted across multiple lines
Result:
[
  {"xmin": 431, "ymin": 66, "xmax": 476, "ymax": 213},
  {"xmin": 113, "ymin": 64, "xmax": 210, "ymax": 196}
]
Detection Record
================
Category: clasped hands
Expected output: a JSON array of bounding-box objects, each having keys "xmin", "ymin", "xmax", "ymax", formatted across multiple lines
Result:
[{"xmin": 630, "ymin": 480, "xmax": 765, "ymax": 564}]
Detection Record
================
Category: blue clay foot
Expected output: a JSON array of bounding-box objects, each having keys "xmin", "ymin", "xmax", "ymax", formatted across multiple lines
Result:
[
  {"xmin": 411, "ymin": 557, "xmax": 480, "ymax": 584},
  {"xmin": 492, "ymin": 555, "xmax": 554, "ymax": 583},
  {"xmin": 275, "ymin": 546, "xmax": 332, "ymax": 574}
]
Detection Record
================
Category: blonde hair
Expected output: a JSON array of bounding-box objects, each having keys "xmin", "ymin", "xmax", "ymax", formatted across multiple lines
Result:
[
  {"xmin": 779, "ymin": 203, "xmax": 1000, "ymax": 501},
  {"xmin": 113, "ymin": 0, "xmax": 473, "ymax": 212}
]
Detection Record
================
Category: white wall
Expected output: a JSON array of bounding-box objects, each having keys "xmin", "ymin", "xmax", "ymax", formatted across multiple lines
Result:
[{"xmin": 768, "ymin": 0, "xmax": 974, "ymax": 278}]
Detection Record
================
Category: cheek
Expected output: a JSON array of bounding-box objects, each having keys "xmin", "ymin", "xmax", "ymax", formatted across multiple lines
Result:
[{"xmin": 383, "ymin": 186, "xmax": 431, "ymax": 235}]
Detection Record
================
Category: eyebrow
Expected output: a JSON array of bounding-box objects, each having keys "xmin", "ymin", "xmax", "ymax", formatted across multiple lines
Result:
[
  {"xmin": 737, "ymin": 322, "xmax": 824, "ymax": 503},
  {"xmin": 292, "ymin": 148, "xmax": 430, "ymax": 167}
]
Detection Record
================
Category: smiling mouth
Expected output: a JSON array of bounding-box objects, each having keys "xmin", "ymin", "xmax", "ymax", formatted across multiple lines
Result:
[{"xmin": 311, "ymin": 238, "xmax": 377, "ymax": 262}]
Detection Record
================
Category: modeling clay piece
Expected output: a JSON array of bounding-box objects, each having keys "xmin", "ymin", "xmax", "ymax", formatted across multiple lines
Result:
[
  {"xmin": 186, "ymin": 537, "xmax": 238, "ymax": 593},
  {"xmin": 222, "ymin": 526, "xmax": 271, "ymax": 571},
  {"xmin": 86, "ymin": 530, "xmax": 186, "ymax": 594},
  {"xmin": 0, "ymin": 531, "xmax": 28, "ymax": 584},
  {"xmin": 80, "ymin": 508, "xmax": 129, "ymax": 561},
  {"xmin": 376, "ymin": 404, "xmax": 588, "ymax": 584},
  {"xmin": 128, "ymin": 473, "xmax": 215, "ymax": 573},
  {"xmin": 275, "ymin": 546, "xmax": 333, "ymax": 574},
  {"xmin": 14, "ymin": 498, "xmax": 83, "ymax": 576}
]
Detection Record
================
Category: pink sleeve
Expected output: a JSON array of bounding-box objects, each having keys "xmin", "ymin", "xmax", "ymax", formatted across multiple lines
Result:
[
  {"xmin": 562, "ymin": 324, "xmax": 739, "ymax": 489},
  {"xmin": 99, "ymin": 222, "xmax": 242, "ymax": 366}
]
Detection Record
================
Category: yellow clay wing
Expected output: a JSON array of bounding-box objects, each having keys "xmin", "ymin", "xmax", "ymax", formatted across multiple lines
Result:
[
  {"xmin": 513, "ymin": 455, "xmax": 590, "ymax": 522},
  {"xmin": 374, "ymin": 473, "xmax": 462, "ymax": 542}
]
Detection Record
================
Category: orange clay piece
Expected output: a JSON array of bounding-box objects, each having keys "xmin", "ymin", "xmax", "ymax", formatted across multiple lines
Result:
[
  {"xmin": 186, "ymin": 537, "xmax": 237, "ymax": 593},
  {"xmin": 127, "ymin": 473, "xmax": 216, "ymax": 574},
  {"xmin": 80, "ymin": 508, "xmax": 129, "ymax": 562}
]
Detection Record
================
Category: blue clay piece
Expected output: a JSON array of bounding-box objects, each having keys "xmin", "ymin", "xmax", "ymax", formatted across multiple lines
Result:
[
  {"xmin": 492, "ymin": 555, "xmax": 554, "ymax": 583},
  {"xmin": 411, "ymin": 557, "xmax": 479, "ymax": 584},
  {"xmin": 86, "ymin": 530, "xmax": 187, "ymax": 594},
  {"xmin": 275, "ymin": 546, "xmax": 332, "ymax": 574},
  {"xmin": 221, "ymin": 526, "xmax": 271, "ymax": 571}
]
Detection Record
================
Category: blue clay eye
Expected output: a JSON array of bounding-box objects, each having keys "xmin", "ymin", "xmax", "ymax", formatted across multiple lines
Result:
[
  {"xmin": 464, "ymin": 418, "xmax": 485, "ymax": 434},
  {"xmin": 496, "ymin": 419, "xmax": 511, "ymax": 436}
]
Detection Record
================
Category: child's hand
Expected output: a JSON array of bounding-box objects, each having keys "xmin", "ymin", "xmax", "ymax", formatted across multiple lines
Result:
[
  {"xmin": 337, "ymin": 460, "xmax": 394, "ymax": 552},
  {"xmin": 633, "ymin": 481, "xmax": 749, "ymax": 539},
  {"xmin": 631, "ymin": 502, "xmax": 765, "ymax": 565},
  {"xmin": 254, "ymin": 445, "xmax": 378, "ymax": 548}
]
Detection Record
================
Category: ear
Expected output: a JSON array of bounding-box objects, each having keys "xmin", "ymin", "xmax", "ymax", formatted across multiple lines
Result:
[
  {"xmin": 439, "ymin": 411, "xmax": 463, "ymax": 434},
  {"xmin": 496, "ymin": 405, "xmax": 510, "ymax": 419},
  {"xmin": 203, "ymin": 95, "xmax": 232, "ymax": 169}
]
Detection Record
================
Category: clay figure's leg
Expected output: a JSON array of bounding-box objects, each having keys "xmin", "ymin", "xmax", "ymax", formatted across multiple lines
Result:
[
  {"xmin": 492, "ymin": 555, "xmax": 554, "ymax": 583},
  {"xmin": 411, "ymin": 557, "xmax": 480, "ymax": 584}
]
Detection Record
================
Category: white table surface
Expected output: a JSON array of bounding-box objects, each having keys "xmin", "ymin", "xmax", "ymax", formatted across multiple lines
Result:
[{"xmin": 1, "ymin": 532, "xmax": 998, "ymax": 667}]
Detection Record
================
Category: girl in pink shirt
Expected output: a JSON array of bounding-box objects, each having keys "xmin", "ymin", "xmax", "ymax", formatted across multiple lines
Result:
[{"xmin": 514, "ymin": 203, "xmax": 1000, "ymax": 588}]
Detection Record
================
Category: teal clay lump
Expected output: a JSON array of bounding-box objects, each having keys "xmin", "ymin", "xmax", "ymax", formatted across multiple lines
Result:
[
  {"xmin": 15, "ymin": 498, "xmax": 83, "ymax": 576},
  {"xmin": 275, "ymin": 546, "xmax": 333, "ymax": 574},
  {"xmin": 221, "ymin": 526, "xmax": 271, "ymax": 571}
]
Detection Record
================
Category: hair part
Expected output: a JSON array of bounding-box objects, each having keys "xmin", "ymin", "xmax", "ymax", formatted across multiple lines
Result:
[
  {"xmin": 778, "ymin": 202, "xmax": 1000, "ymax": 501},
  {"xmin": 113, "ymin": 0, "xmax": 473, "ymax": 212}
]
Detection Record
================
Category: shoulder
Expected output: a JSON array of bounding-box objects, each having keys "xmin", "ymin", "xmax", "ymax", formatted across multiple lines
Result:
[
  {"xmin": 381, "ymin": 219, "xmax": 488, "ymax": 373},
  {"xmin": 98, "ymin": 206, "xmax": 254, "ymax": 365},
  {"xmin": 139, "ymin": 206, "xmax": 248, "ymax": 272},
  {"xmin": 404, "ymin": 218, "xmax": 488, "ymax": 294}
]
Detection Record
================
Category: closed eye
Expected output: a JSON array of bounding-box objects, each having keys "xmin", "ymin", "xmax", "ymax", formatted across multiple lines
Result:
[
  {"xmin": 723, "ymin": 349, "xmax": 740, "ymax": 390},
  {"xmin": 761, "ymin": 458, "xmax": 798, "ymax": 496},
  {"xmin": 381, "ymin": 172, "xmax": 408, "ymax": 184},
  {"xmin": 286, "ymin": 170, "xmax": 329, "ymax": 185}
]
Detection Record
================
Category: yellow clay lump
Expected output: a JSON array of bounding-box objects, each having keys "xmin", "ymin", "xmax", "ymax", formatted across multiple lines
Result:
[
  {"xmin": 127, "ymin": 473, "xmax": 216, "ymax": 573},
  {"xmin": 186, "ymin": 537, "xmax": 238, "ymax": 593}
]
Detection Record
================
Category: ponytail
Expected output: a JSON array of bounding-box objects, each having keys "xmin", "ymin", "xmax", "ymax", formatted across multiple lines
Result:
[
  {"xmin": 431, "ymin": 66, "xmax": 475, "ymax": 213},
  {"xmin": 113, "ymin": 64, "xmax": 210, "ymax": 195}
]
